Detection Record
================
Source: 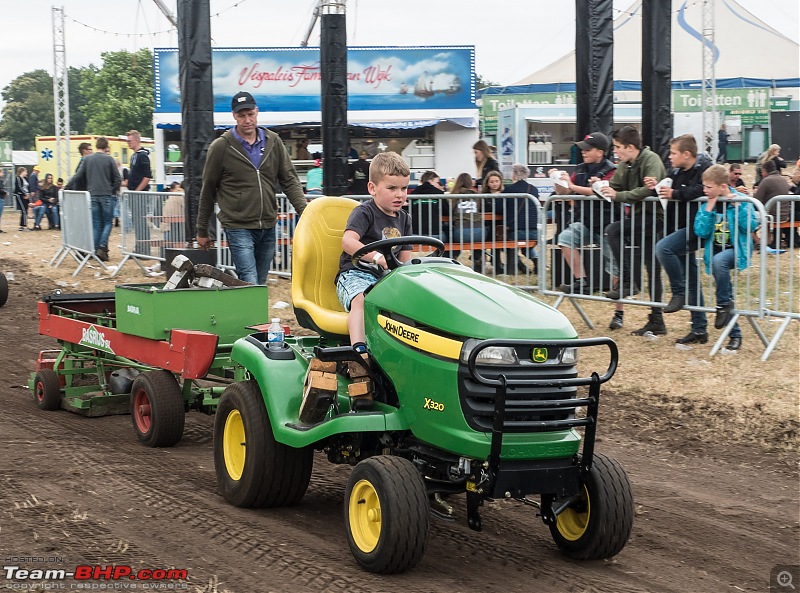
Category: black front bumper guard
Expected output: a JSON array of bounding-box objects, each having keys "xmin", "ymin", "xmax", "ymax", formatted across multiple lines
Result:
[{"xmin": 463, "ymin": 337, "xmax": 618, "ymax": 531}]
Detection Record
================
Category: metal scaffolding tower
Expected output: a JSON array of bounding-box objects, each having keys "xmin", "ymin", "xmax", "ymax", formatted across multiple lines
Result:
[
  {"xmin": 700, "ymin": 0, "xmax": 717, "ymax": 157},
  {"xmin": 52, "ymin": 6, "xmax": 71, "ymax": 180}
]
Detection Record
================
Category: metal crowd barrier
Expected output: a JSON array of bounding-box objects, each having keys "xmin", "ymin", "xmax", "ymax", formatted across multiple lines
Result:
[
  {"xmin": 541, "ymin": 194, "xmax": 791, "ymax": 358},
  {"xmin": 405, "ymin": 192, "xmax": 542, "ymax": 288},
  {"xmin": 49, "ymin": 190, "xmax": 110, "ymax": 276},
  {"xmin": 113, "ymin": 190, "xmax": 188, "ymax": 277},
  {"xmin": 212, "ymin": 193, "xmax": 541, "ymax": 287},
  {"xmin": 759, "ymin": 194, "xmax": 799, "ymax": 360}
]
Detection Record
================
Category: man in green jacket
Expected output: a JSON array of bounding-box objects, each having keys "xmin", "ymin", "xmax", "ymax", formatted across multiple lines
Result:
[
  {"xmin": 197, "ymin": 91, "xmax": 307, "ymax": 284},
  {"xmin": 599, "ymin": 125, "xmax": 667, "ymax": 336}
]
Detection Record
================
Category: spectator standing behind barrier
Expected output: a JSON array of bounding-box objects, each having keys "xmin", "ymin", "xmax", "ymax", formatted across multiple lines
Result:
[
  {"xmin": 694, "ymin": 164, "xmax": 758, "ymax": 351},
  {"xmin": 473, "ymin": 140, "xmax": 499, "ymax": 187},
  {"xmin": 449, "ymin": 172, "xmax": 487, "ymax": 274},
  {"xmin": 68, "ymin": 137, "xmax": 121, "ymax": 262},
  {"xmin": 550, "ymin": 132, "xmax": 620, "ymax": 302},
  {"xmin": 197, "ymin": 91, "xmax": 307, "ymax": 285},
  {"xmin": 409, "ymin": 170, "xmax": 448, "ymax": 242},
  {"xmin": 65, "ymin": 143, "xmax": 93, "ymax": 192},
  {"xmin": 651, "ymin": 134, "xmax": 713, "ymax": 346},
  {"xmin": 717, "ymin": 125, "xmax": 729, "ymax": 163},
  {"xmin": 348, "ymin": 151, "xmax": 370, "ymax": 195},
  {"xmin": 754, "ymin": 144, "xmax": 786, "ymax": 187},
  {"xmin": 14, "ymin": 167, "xmax": 30, "ymax": 231},
  {"xmin": 497, "ymin": 165, "xmax": 539, "ymax": 275},
  {"xmin": 28, "ymin": 166, "xmax": 40, "ymax": 205},
  {"xmin": 755, "ymin": 159, "xmax": 793, "ymax": 250},
  {"xmin": 126, "ymin": 129, "xmax": 153, "ymax": 255},
  {"xmin": 601, "ymin": 126, "xmax": 667, "ymax": 336}
]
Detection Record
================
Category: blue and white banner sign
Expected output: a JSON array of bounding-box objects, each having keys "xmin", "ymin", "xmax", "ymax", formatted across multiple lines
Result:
[{"xmin": 154, "ymin": 46, "xmax": 476, "ymax": 113}]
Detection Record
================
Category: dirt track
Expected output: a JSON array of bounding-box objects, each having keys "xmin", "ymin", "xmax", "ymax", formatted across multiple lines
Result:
[{"xmin": 0, "ymin": 259, "xmax": 798, "ymax": 593}]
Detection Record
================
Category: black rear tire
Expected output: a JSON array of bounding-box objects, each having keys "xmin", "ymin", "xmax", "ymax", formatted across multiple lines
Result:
[
  {"xmin": 129, "ymin": 370, "xmax": 185, "ymax": 447},
  {"xmin": 344, "ymin": 456, "xmax": 430, "ymax": 574},
  {"xmin": 549, "ymin": 453, "xmax": 634, "ymax": 560},
  {"xmin": 0, "ymin": 273, "xmax": 8, "ymax": 307},
  {"xmin": 214, "ymin": 380, "xmax": 313, "ymax": 508},
  {"xmin": 33, "ymin": 369, "xmax": 61, "ymax": 411}
]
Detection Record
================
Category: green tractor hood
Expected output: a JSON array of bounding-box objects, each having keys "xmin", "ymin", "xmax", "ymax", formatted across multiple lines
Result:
[{"xmin": 367, "ymin": 262, "xmax": 577, "ymax": 340}]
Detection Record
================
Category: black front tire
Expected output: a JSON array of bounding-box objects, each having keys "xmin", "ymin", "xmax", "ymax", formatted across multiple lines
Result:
[
  {"xmin": 344, "ymin": 456, "xmax": 430, "ymax": 574},
  {"xmin": 213, "ymin": 380, "xmax": 313, "ymax": 508},
  {"xmin": 129, "ymin": 370, "xmax": 185, "ymax": 447},
  {"xmin": 33, "ymin": 369, "xmax": 61, "ymax": 411},
  {"xmin": 549, "ymin": 453, "xmax": 634, "ymax": 560}
]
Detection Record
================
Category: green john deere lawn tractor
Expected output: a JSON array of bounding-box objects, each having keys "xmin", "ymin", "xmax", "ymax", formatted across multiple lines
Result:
[{"xmin": 213, "ymin": 196, "xmax": 633, "ymax": 574}]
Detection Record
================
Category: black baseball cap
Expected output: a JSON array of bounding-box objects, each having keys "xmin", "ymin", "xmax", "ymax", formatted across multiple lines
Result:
[
  {"xmin": 231, "ymin": 91, "xmax": 257, "ymax": 113},
  {"xmin": 576, "ymin": 132, "xmax": 610, "ymax": 152}
]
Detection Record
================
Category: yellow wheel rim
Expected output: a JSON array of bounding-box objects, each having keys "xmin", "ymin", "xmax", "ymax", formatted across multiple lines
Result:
[
  {"xmin": 223, "ymin": 409, "xmax": 246, "ymax": 481},
  {"xmin": 555, "ymin": 484, "xmax": 591, "ymax": 541},
  {"xmin": 349, "ymin": 479, "xmax": 382, "ymax": 553}
]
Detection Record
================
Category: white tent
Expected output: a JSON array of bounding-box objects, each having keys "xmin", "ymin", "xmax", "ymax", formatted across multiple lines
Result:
[{"xmin": 513, "ymin": 0, "xmax": 799, "ymax": 87}]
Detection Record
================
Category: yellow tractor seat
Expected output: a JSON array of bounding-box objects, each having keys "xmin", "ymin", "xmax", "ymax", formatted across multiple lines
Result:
[{"xmin": 291, "ymin": 196, "xmax": 359, "ymax": 341}]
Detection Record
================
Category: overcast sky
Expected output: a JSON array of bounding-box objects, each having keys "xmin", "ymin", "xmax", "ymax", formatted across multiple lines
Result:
[{"xmin": 1, "ymin": 0, "xmax": 797, "ymax": 114}]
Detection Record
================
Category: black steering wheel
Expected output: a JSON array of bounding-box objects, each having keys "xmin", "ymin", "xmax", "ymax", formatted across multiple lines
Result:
[{"xmin": 352, "ymin": 236, "xmax": 445, "ymax": 275}]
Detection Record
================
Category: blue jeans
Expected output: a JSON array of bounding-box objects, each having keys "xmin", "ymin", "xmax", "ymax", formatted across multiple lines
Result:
[
  {"xmin": 0, "ymin": 196, "xmax": 5, "ymax": 228},
  {"xmin": 655, "ymin": 229, "xmax": 707, "ymax": 333},
  {"xmin": 46, "ymin": 204, "xmax": 59, "ymax": 228},
  {"xmin": 225, "ymin": 227, "xmax": 276, "ymax": 285},
  {"xmin": 91, "ymin": 195, "xmax": 115, "ymax": 249},
  {"xmin": 712, "ymin": 248, "xmax": 741, "ymax": 338},
  {"xmin": 507, "ymin": 228, "xmax": 538, "ymax": 261},
  {"xmin": 33, "ymin": 205, "xmax": 47, "ymax": 228}
]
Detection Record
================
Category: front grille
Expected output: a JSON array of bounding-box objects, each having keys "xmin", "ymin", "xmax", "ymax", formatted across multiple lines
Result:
[{"xmin": 458, "ymin": 363, "xmax": 579, "ymax": 432}]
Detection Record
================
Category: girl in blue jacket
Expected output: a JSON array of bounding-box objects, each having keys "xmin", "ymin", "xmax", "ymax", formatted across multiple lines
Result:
[{"xmin": 694, "ymin": 164, "xmax": 759, "ymax": 350}]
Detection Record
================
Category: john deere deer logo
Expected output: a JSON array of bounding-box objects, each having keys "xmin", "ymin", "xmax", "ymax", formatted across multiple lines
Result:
[{"xmin": 532, "ymin": 347, "xmax": 548, "ymax": 363}]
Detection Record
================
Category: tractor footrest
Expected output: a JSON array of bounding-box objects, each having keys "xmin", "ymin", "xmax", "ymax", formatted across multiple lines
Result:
[{"xmin": 62, "ymin": 392, "xmax": 131, "ymax": 417}]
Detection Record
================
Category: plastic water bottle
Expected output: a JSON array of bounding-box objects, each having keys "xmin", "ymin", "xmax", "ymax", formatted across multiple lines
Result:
[{"xmin": 267, "ymin": 318, "xmax": 285, "ymax": 351}]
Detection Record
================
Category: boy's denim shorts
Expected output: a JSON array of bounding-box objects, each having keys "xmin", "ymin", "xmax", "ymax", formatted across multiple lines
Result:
[{"xmin": 336, "ymin": 269, "xmax": 378, "ymax": 311}]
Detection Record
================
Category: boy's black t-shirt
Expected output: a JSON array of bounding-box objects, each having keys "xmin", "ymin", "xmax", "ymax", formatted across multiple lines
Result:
[
  {"xmin": 711, "ymin": 201, "xmax": 733, "ymax": 253},
  {"xmin": 338, "ymin": 199, "xmax": 413, "ymax": 275}
]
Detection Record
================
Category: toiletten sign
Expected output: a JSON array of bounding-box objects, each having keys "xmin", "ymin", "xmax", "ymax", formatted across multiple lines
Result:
[
  {"xmin": 671, "ymin": 88, "xmax": 774, "ymax": 113},
  {"xmin": 154, "ymin": 46, "xmax": 475, "ymax": 113}
]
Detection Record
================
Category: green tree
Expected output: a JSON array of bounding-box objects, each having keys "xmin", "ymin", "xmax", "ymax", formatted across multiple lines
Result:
[
  {"xmin": 68, "ymin": 66, "xmax": 90, "ymax": 134},
  {"xmin": 0, "ymin": 70, "xmax": 55, "ymax": 150},
  {"xmin": 0, "ymin": 67, "xmax": 92, "ymax": 150},
  {"xmin": 81, "ymin": 49, "xmax": 154, "ymax": 136},
  {"xmin": 477, "ymin": 74, "xmax": 500, "ymax": 90}
]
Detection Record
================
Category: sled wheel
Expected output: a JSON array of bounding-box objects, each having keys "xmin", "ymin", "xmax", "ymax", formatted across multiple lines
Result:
[
  {"xmin": 214, "ymin": 380, "xmax": 313, "ymax": 508},
  {"xmin": 0, "ymin": 273, "xmax": 8, "ymax": 307},
  {"xmin": 130, "ymin": 370, "xmax": 185, "ymax": 447},
  {"xmin": 344, "ymin": 456, "xmax": 430, "ymax": 574},
  {"xmin": 34, "ymin": 369, "xmax": 61, "ymax": 411},
  {"xmin": 549, "ymin": 453, "xmax": 634, "ymax": 560}
]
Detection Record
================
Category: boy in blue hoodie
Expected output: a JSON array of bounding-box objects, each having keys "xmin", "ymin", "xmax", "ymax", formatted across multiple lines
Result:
[{"xmin": 694, "ymin": 164, "xmax": 759, "ymax": 351}]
